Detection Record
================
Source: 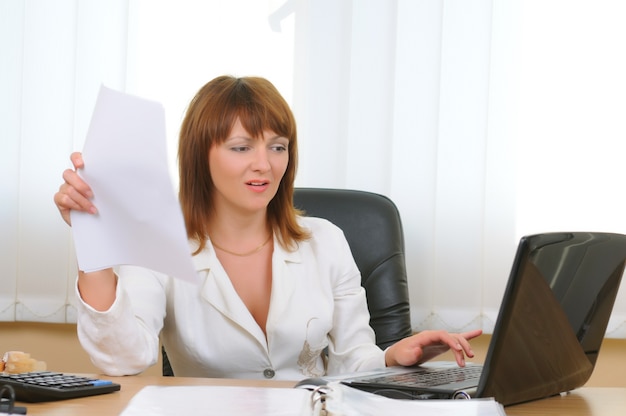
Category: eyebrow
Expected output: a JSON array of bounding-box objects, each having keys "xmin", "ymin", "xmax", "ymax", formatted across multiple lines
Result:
[{"xmin": 225, "ymin": 135, "xmax": 288, "ymax": 142}]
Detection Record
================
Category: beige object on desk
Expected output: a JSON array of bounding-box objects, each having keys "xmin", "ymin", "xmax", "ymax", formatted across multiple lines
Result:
[{"xmin": 1, "ymin": 351, "xmax": 46, "ymax": 374}]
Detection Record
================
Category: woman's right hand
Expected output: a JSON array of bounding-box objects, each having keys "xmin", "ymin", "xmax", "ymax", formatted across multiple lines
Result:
[
  {"xmin": 53, "ymin": 152, "xmax": 97, "ymax": 226},
  {"xmin": 55, "ymin": 152, "xmax": 117, "ymax": 309}
]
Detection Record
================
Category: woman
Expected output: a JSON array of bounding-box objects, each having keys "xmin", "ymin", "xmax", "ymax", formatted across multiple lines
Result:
[{"xmin": 54, "ymin": 75, "xmax": 481, "ymax": 379}]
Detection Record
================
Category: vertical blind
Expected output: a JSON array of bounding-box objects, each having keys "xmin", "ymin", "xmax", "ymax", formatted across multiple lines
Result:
[{"xmin": 1, "ymin": 0, "xmax": 625, "ymax": 337}]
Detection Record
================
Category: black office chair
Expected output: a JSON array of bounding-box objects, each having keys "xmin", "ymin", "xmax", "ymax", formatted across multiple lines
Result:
[{"xmin": 163, "ymin": 187, "xmax": 413, "ymax": 376}]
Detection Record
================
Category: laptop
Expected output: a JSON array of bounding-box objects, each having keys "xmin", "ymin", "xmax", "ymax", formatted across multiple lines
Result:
[{"xmin": 341, "ymin": 232, "xmax": 626, "ymax": 406}]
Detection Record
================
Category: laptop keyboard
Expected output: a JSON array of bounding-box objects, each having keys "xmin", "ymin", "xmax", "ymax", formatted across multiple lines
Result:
[{"xmin": 364, "ymin": 365, "xmax": 483, "ymax": 388}]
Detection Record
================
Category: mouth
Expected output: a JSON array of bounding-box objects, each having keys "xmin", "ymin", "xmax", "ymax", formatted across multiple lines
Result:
[{"xmin": 246, "ymin": 180, "xmax": 269, "ymax": 187}]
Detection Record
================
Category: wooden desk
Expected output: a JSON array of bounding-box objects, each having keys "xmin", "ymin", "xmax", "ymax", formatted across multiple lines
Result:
[
  {"xmin": 505, "ymin": 387, "xmax": 626, "ymax": 416},
  {"xmin": 17, "ymin": 375, "xmax": 626, "ymax": 415}
]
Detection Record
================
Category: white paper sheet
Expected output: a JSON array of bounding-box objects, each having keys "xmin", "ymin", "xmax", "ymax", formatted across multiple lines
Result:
[
  {"xmin": 120, "ymin": 386, "xmax": 311, "ymax": 416},
  {"xmin": 119, "ymin": 383, "xmax": 506, "ymax": 416},
  {"xmin": 70, "ymin": 85, "xmax": 198, "ymax": 284},
  {"xmin": 322, "ymin": 381, "xmax": 506, "ymax": 416}
]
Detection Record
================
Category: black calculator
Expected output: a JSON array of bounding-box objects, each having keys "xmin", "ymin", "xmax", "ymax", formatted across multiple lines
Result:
[{"xmin": 0, "ymin": 371, "xmax": 121, "ymax": 402}]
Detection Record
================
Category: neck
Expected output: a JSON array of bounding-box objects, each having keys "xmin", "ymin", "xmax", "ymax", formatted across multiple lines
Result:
[
  {"xmin": 211, "ymin": 234, "xmax": 272, "ymax": 257},
  {"xmin": 208, "ymin": 211, "xmax": 271, "ymax": 254}
]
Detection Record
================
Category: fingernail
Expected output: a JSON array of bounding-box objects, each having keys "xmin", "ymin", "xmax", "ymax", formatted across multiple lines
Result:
[{"xmin": 89, "ymin": 206, "xmax": 98, "ymax": 214}]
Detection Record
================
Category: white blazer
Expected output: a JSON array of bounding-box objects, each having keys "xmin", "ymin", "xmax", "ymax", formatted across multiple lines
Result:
[{"xmin": 76, "ymin": 216, "xmax": 386, "ymax": 379}]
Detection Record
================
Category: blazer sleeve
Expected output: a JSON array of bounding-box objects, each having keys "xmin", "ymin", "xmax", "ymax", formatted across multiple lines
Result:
[{"xmin": 75, "ymin": 265, "xmax": 167, "ymax": 376}]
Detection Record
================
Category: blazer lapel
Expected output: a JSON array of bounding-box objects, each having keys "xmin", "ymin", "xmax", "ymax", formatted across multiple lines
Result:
[
  {"xmin": 194, "ymin": 243, "xmax": 267, "ymax": 348},
  {"xmin": 266, "ymin": 242, "xmax": 302, "ymax": 324}
]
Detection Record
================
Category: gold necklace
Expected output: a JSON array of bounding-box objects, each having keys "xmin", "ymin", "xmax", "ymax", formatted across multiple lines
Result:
[{"xmin": 211, "ymin": 235, "xmax": 272, "ymax": 257}]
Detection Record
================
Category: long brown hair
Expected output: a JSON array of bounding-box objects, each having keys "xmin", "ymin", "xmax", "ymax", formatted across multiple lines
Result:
[{"xmin": 178, "ymin": 75, "xmax": 310, "ymax": 254}]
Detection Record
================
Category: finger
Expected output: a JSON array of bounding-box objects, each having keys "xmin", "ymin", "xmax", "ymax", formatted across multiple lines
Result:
[
  {"xmin": 55, "ymin": 181, "xmax": 97, "ymax": 214},
  {"xmin": 62, "ymin": 168, "xmax": 93, "ymax": 199},
  {"xmin": 452, "ymin": 346, "xmax": 467, "ymax": 367},
  {"xmin": 434, "ymin": 333, "xmax": 470, "ymax": 367},
  {"xmin": 460, "ymin": 329, "xmax": 483, "ymax": 341},
  {"xmin": 53, "ymin": 190, "xmax": 76, "ymax": 226},
  {"xmin": 70, "ymin": 152, "xmax": 84, "ymax": 170},
  {"xmin": 436, "ymin": 334, "xmax": 469, "ymax": 367},
  {"xmin": 457, "ymin": 329, "xmax": 482, "ymax": 358},
  {"xmin": 431, "ymin": 330, "xmax": 461, "ymax": 348},
  {"xmin": 445, "ymin": 331, "xmax": 478, "ymax": 356},
  {"xmin": 455, "ymin": 336, "xmax": 475, "ymax": 359}
]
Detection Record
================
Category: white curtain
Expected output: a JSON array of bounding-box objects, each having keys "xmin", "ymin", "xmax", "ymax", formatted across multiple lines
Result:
[
  {"xmin": 290, "ymin": 0, "xmax": 515, "ymax": 335},
  {"xmin": 1, "ymin": 0, "xmax": 131, "ymax": 323},
  {"xmin": 2, "ymin": 0, "xmax": 625, "ymax": 337}
]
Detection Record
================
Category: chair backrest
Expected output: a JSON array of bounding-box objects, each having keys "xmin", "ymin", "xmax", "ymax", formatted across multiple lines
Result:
[{"xmin": 293, "ymin": 187, "xmax": 413, "ymax": 349}]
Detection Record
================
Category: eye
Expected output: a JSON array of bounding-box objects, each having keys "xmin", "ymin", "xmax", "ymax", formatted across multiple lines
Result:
[
  {"xmin": 270, "ymin": 144, "xmax": 288, "ymax": 153},
  {"xmin": 230, "ymin": 146, "xmax": 250, "ymax": 153}
]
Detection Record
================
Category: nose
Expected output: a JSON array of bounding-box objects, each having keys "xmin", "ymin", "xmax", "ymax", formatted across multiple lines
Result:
[{"xmin": 251, "ymin": 147, "xmax": 271, "ymax": 172}]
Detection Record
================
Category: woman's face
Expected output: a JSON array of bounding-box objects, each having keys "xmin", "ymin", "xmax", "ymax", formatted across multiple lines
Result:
[{"xmin": 209, "ymin": 118, "xmax": 289, "ymax": 216}]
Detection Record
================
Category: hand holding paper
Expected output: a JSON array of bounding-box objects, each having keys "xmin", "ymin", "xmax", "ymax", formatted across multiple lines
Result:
[{"xmin": 70, "ymin": 86, "xmax": 198, "ymax": 284}]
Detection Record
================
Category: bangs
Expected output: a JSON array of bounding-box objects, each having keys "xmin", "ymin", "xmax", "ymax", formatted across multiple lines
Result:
[{"xmin": 214, "ymin": 78, "xmax": 295, "ymax": 143}]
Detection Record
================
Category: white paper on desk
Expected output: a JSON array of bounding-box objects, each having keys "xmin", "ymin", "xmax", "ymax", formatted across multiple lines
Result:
[
  {"xmin": 120, "ymin": 386, "xmax": 311, "ymax": 416},
  {"xmin": 70, "ymin": 85, "xmax": 198, "ymax": 284},
  {"xmin": 323, "ymin": 381, "xmax": 507, "ymax": 416},
  {"xmin": 120, "ymin": 383, "xmax": 506, "ymax": 416}
]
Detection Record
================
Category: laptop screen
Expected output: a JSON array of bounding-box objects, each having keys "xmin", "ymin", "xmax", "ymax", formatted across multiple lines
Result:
[{"xmin": 478, "ymin": 232, "xmax": 626, "ymax": 405}]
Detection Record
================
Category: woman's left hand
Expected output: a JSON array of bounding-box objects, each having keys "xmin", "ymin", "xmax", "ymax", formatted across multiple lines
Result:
[{"xmin": 385, "ymin": 329, "xmax": 483, "ymax": 368}]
